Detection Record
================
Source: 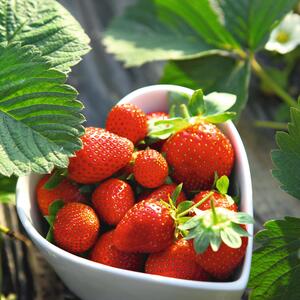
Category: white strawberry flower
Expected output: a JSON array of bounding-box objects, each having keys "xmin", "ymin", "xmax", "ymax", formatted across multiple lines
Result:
[{"xmin": 265, "ymin": 13, "xmax": 300, "ymax": 54}]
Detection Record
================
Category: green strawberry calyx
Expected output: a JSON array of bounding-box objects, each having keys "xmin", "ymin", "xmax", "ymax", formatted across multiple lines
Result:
[
  {"xmin": 178, "ymin": 197, "xmax": 254, "ymax": 254},
  {"xmin": 148, "ymin": 89, "xmax": 237, "ymax": 140},
  {"xmin": 44, "ymin": 200, "xmax": 64, "ymax": 242}
]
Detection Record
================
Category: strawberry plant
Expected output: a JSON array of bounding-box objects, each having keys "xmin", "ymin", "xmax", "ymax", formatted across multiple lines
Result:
[
  {"xmin": 0, "ymin": 0, "xmax": 90, "ymax": 296},
  {"xmin": 103, "ymin": 0, "xmax": 298, "ymax": 114}
]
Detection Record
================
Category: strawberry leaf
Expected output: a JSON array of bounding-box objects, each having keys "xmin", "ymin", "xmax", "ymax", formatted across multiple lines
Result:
[
  {"xmin": 177, "ymin": 201, "xmax": 194, "ymax": 214},
  {"xmin": 45, "ymin": 199, "xmax": 64, "ymax": 242},
  {"xmin": 44, "ymin": 169, "xmax": 68, "ymax": 190},
  {"xmin": 203, "ymin": 92, "xmax": 237, "ymax": 116},
  {"xmin": 220, "ymin": 226, "xmax": 242, "ymax": 249},
  {"xmin": 193, "ymin": 232, "xmax": 210, "ymax": 253},
  {"xmin": 231, "ymin": 212, "xmax": 255, "ymax": 224},
  {"xmin": 248, "ymin": 217, "xmax": 300, "ymax": 300},
  {"xmin": 0, "ymin": 0, "xmax": 90, "ymax": 73},
  {"xmin": 0, "ymin": 44, "xmax": 85, "ymax": 177},
  {"xmin": 187, "ymin": 89, "xmax": 205, "ymax": 116},
  {"xmin": 170, "ymin": 183, "xmax": 183, "ymax": 206},
  {"xmin": 203, "ymin": 112, "xmax": 236, "ymax": 123},
  {"xmin": 168, "ymin": 92, "xmax": 190, "ymax": 118},
  {"xmin": 272, "ymin": 104, "xmax": 300, "ymax": 199},
  {"xmin": 216, "ymin": 175, "xmax": 230, "ymax": 195}
]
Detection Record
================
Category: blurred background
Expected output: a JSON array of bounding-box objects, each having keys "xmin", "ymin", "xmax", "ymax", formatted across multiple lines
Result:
[{"xmin": 2, "ymin": 0, "xmax": 300, "ymax": 299}]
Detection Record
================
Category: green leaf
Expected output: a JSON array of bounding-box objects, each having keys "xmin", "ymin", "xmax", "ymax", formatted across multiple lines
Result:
[
  {"xmin": 148, "ymin": 118, "xmax": 189, "ymax": 139},
  {"xmin": 272, "ymin": 105, "xmax": 300, "ymax": 199},
  {"xmin": 231, "ymin": 212, "xmax": 255, "ymax": 224},
  {"xmin": 203, "ymin": 92, "xmax": 237, "ymax": 115},
  {"xmin": 209, "ymin": 232, "xmax": 222, "ymax": 252},
  {"xmin": 217, "ymin": 0, "xmax": 298, "ymax": 50},
  {"xmin": 203, "ymin": 112, "xmax": 236, "ymax": 123},
  {"xmin": 193, "ymin": 232, "xmax": 210, "ymax": 253},
  {"xmin": 220, "ymin": 226, "xmax": 242, "ymax": 248},
  {"xmin": 44, "ymin": 169, "xmax": 67, "ymax": 190},
  {"xmin": 170, "ymin": 183, "xmax": 183, "ymax": 206},
  {"xmin": 0, "ymin": 175, "xmax": 16, "ymax": 204},
  {"xmin": 188, "ymin": 89, "xmax": 205, "ymax": 116},
  {"xmin": 179, "ymin": 215, "xmax": 201, "ymax": 231},
  {"xmin": 45, "ymin": 199, "xmax": 64, "ymax": 242},
  {"xmin": 0, "ymin": 43, "xmax": 85, "ymax": 177},
  {"xmin": 160, "ymin": 55, "xmax": 251, "ymax": 114},
  {"xmin": 103, "ymin": 0, "xmax": 239, "ymax": 67},
  {"xmin": 248, "ymin": 217, "xmax": 300, "ymax": 300},
  {"xmin": 168, "ymin": 92, "xmax": 190, "ymax": 118},
  {"xmin": 216, "ymin": 175, "xmax": 229, "ymax": 195},
  {"xmin": 48, "ymin": 199, "xmax": 64, "ymax": 217},
  {"xmin": 177, "ymin": 201, "xmax": 194, "ymax": 214},
  {"xmin": 0, "ymin": 0, "xmax": 90, "ymax": 73}
]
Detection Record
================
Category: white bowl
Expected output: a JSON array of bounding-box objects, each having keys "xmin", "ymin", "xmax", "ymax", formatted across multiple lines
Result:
[{"xmin": 16, "ymin": 85, "xmax": 253, "ymax": 300}]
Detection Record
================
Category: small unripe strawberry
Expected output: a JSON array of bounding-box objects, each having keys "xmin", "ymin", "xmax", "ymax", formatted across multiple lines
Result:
[
  {"xmin": 106, "ymin": 104, "xmax": 148, "ymax": 144},
  {"xmin": 53, "ymin": 203, "xmax": 100, "ymax": 254},
  {"xmin": 90, "ymin": 230, "xmax": 145, "ymax": 271},
  {"xmin": 133, "ymin": 149, "xmax": 168, "ymax": 188},
  {"xmin": 92, "ymin": 178, "xmax": 135, "ymax": 225},
  {"xmin": 36, "ymin": 174, "xmax": 84, "ymax": 216}
]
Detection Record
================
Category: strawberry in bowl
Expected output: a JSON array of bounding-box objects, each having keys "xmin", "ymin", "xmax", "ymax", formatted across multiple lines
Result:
[{"xmin": 16, "ymin": 85, "xmax": 253, "ymax": 300}]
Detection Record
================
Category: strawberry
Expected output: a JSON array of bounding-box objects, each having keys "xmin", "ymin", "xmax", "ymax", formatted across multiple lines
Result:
[
  {"xmin": 192, "ymin": 191, "xmax": 237, "ymax": 212},
  {"xmin": 90, "ymin": 230, "xmax": 145, "ymax": 271},
  {"xmin": 114, "ymin": 199, "xmax": 174, "ymax": 253},
  {"xmin": 36, "ymin": 174, "xmax": 84, "ymax": 216},
  {"xmin": 194, "ymin": 235, "xmax": 248, "ymax": 280},
  {"xmin": 92, "ymin": 178, "xmax": 135, "ymax": 225},
  {"xmin": 143, "ymin": 184, "xmax": 186, "ymax": 204},
  {"xmin": 162, "ymin": 122, "xmax": 234, "ymax": 191},
  {"xmin": 145, "ymin": 238, "xmax": 210, "ymax": 281},
  {"xmin": 68, "ymin": 127, "xmax": 133, "ymax": 184},
  {"xmin": 53, "ymin": 203, "xmax": 100, "ymax": 254},
  {"xmin": 106, "ymin": 103, "xmax": 148, "ymax": 144},
  {"xmin": 133, "ymin": 149, "xmax": 168, "ymax": 188}
]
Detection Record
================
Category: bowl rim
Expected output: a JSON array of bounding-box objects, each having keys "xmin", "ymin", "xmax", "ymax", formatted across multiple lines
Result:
[{"xmin": 16, "ymin": 84, "xmax": 253, "ymax": 292}]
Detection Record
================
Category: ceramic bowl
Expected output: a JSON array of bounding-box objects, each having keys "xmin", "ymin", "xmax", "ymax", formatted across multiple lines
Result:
[{"xmin": 16, "ymin": 84, "xmax": 253, "ymax": 300}]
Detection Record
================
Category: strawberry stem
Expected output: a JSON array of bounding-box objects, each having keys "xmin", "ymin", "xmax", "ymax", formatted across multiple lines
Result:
[
  {"xmin": 177, "ymin": 191, "xmax": 214, "ymax": 217},
  {"xmin": 0, "ymin": 224, "xmax": 32, "ymax": 247},
  {"xmin": 210, "ymin": 198, "xmax": 218, "ymax": 224}
]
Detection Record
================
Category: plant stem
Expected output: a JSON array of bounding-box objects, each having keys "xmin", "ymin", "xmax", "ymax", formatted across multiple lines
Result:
[
  {"xmin": 0, "ymin": 224, "xmax": 31, "ymax": 246},
  {"xmin": 177, "ymin": 191, "xmax": 214, "ymax": 218},
  {"xmin": 255, "ymin": 120, "xmax": 288, "ymax": 130},
  {"xmin": 251, "ymin": 57, "xmax": 297, "ymax": 107}
]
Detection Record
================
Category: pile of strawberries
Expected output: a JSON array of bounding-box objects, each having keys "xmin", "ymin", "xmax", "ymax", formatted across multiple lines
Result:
[{"xmin": 36, "ymin": 90, "xmax": 253, "ymax": 282}]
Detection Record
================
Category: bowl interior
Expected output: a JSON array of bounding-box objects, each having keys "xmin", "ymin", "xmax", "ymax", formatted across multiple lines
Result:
[{"xmin": 17, "ymin": 84, "xmax": 253, "ymax": 290}]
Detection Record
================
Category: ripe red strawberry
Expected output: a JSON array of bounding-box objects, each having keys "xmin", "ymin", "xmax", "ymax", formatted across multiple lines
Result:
[
  {"xmin": 90, "ymin": 230, "xmax": 145, "ymax": 271},
  {"xmin": 144, "ymin": 184, "xmax": 186, "ymax": 204},
  {"xmin": 92, "ymin": 178, "xmax": 135, "ymax": 225},
  {"xmin": 192, "ymin": 191, "xmax": 237, "ymax": 212},
  {"xmin": 36, "ymin": 174, "xmax": 84, "ymax": 216},
  {"xmin": 194, "ymin": 235, "xmax": 248, "ymax": 280},
  {"xmin": 162, "ymin": 122, "xmax": 234, "ymax": 191},
  {"xmin": 133, "ymin": 149, "xmax": 168, "ymax": 188},
  {"xmin": 106, "ymin": 103, "xmax": 148, "ymax": 144},
  {"xmin": 53, "ymin": 203, "xmax": 100, "ymax": 254},
  {"xmin": 114, "ymin": 199, "xmax": 174, "ymax": 253},
  {"xmin": 145, "ymin": 238, "xmax": 210, "ymax": 281},
  {"xmin": 68, "ymin": 127, "xmax": 133, "ymax": 184}
]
